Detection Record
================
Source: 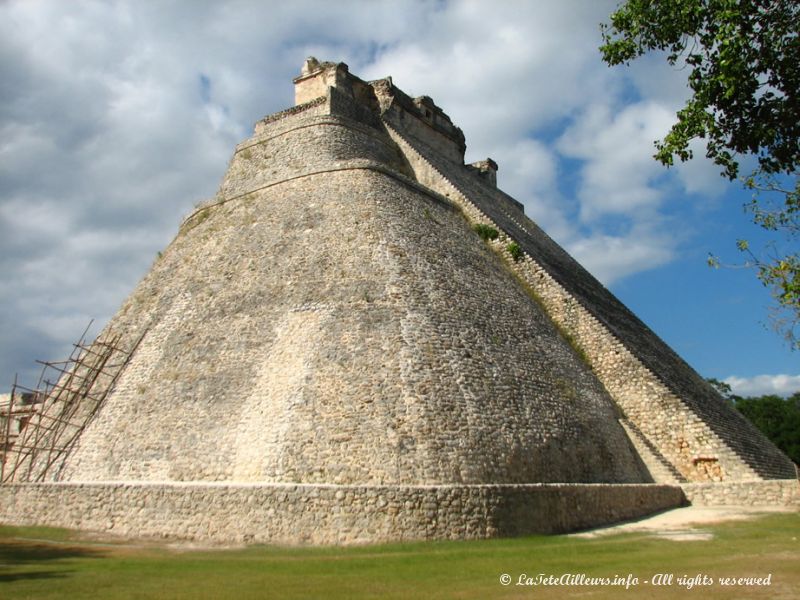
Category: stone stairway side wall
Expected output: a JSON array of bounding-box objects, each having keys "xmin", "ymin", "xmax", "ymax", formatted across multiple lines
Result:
[{"xmin": 618, "ymin": 419, "xmax": 686, "ymax": 484}]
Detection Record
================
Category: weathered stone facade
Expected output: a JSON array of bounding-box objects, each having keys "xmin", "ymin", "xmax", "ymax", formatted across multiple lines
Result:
[
  {"xmin": 0, "ymin": 59, "xmax": 796, "ymax": 545},
  {"xmin": 0, "ymin": 482, "xmax": 685, "ymax": 545},
  {"xmin": 681, "ymin": 480, "xmax": 800, "ymax": 507}
]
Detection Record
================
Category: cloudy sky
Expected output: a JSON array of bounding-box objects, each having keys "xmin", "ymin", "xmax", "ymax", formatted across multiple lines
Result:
[{"xmin": 1, "ymin": 0, "xmax": 797, "ymax": 397}]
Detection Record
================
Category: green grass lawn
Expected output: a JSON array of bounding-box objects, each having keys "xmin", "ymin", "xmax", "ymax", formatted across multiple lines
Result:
[{"xmin": 1, "ymin": 512, "xmax": 797, "ymax": 599}]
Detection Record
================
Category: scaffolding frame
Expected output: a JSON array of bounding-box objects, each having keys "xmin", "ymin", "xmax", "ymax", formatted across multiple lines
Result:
[{"xmin": 1, "ymin": 323, "xmax": 145, "ymax": 483}]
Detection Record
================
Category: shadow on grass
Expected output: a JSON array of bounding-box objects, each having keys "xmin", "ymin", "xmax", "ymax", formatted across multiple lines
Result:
[
  {"xmin": 0, "ymin": 570, "xmax": 69, "ymax": 583},
  {"xmin": 0, "ymin": 538, "xmax": 105, "ymax": 584}
]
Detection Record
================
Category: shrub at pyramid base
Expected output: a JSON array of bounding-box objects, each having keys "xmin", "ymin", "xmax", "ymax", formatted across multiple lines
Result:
[{"xmin": 0, "ymin": 59, "xmax": 796, "ymax": 545}]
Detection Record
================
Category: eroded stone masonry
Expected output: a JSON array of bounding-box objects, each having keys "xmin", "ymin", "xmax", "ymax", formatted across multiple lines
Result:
[{"xmin": 0, "ymin": 59, "xmax": 797, "ymax": 545}]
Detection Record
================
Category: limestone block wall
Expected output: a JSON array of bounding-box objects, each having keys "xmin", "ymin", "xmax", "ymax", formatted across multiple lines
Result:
[
  {"xmin": 381, "ymin": 116, "xmax": 796, "ymax": 483},
  {"xmin": 0, "ymin": 482, "xmax": 685, "ymax": 545},
  {"xmin": 681, "ymin": 480, "xmax": 800, "ymax": 506},
  {"xmin": 254, "ymin": 95, "xmax": 328, "ymax": 135},
  {"xmin": 372, "ymin": 79, "xmax": 466, "ymax": 165},
  {"xmin": 215, "ymin": 100, "xmax": 409, "ymax": 203},
  {"xmin": 60, "ymin": 166, "xmax": 650, "ymax": 485},
  {"xmin": 293, "ymin": 62, "xmax": 345, "ymax": 105}
]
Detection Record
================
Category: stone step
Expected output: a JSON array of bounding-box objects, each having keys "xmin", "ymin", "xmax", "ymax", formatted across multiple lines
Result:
[{"xmin": 618, "ymin": 418, "xmax": 686, "ymax": 484}]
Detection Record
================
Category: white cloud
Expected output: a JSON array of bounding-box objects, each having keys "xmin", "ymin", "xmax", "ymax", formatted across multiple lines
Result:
[
  {"xmin": 626, "ymin": 52, "xmax": 693, "ymax": 109},
  {"xmin": 493, "ymin": 139, "xmax": 557, "ymax": 196},
  {"xmin": 673, "ymin": 138, "xmax": 729, "ymax": 197},
  {"xmin": 566, "ymin": 227, "xmax": 675, "ymax": 286},
  {"xmin": 361, "ymin": 0, "xmax": 619, "ymax": 152},
  {"xmin": 557, "ymin": 101, "xmax": 676, "ymax": 221},
  {"xmin": 488, "ymin": 139, "xmax": 574, "ymax": 241},
  {"xmin": 725, "ymin": 374, "xmax": 800, "ymax": 398},
  {"xmin": 569, "ymin": 53, "xmax": 728, "ymax": 203}
]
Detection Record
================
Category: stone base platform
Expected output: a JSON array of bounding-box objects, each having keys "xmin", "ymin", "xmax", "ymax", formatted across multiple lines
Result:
[
  {"xmin": 0, "ymin": 481, "xmax": 685, "ymax": 545},
  {"xmin": 681, "ymin": 479, "xmax": 800, "ymax": 507}
]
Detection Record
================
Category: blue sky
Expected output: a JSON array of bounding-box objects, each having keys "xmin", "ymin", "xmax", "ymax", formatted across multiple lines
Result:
[{"xmin": 0, "ymin": 0, "xmax": 797, "ymax": 396}]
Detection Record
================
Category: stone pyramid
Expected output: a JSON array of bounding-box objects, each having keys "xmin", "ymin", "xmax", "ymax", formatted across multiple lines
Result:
[{"xmin": 1, "ymin": 59, "xmax": 796, "ymax": 545}]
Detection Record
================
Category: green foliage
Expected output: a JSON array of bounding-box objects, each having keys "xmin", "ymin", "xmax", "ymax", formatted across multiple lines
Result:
[
  {"xmin": 473, "ymin": 223, "xmax": 499, "ymax": 241},
  {"xmin": 195, "ymin": 207, "xmax": 210, "ymax": 224},
  {"xmin": 506, "ymin": 241, "xmax": 523, "ymax": 261},
  {"xmin": 562, "ymin": 328, "xmax": 591, "ymax": 366},
  {"xmin": 180, "ymin": 207, "xmax": 212, "ymax": 234},
  {"xmin": 422, "ymin": 207, "xmax": 441, "ymax": 225},
  {"xmin": 707, "ymin": 376, "xmax": 800, "ymax": 463},
  {"xmin": 735, "ymin": 392, "xmax": 800, "ymax": 464},
  {"xmin": 736, "ymin": 231, "xmax": 800, "ymax": 346},
  {"xmin": 504, "ymin": 264, "xmax": 592, "ymax": 367},
  {"xmin": 600, "ymin": 0, "xmax": 800, "ymax": 349},
  {"xmin": 554, "ymin": 377, "xmax": 579, "ymax": 403},
  {"xmin": 600, "ymin": 0, "xmax": 799, "ymax": 179},
  {"xmin": 706, "ymin": 377, "xmax": 733, "ymax": 401}
]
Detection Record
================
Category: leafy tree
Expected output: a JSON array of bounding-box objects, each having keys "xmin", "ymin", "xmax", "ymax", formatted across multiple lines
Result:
[
  {"xmin": 734, "ymin": 392, "xmax": 800, "ymax": 464},
  {"xmin": 706, "ymin": 377, "xmax": 799, "ymax": 463},
  {"xmin": 600, "ymin": 0, "xmax": 800, "ymax": 348},
  {"xmin": 706, "ymin": 377, "xmax": 736, "ymax": 401}
]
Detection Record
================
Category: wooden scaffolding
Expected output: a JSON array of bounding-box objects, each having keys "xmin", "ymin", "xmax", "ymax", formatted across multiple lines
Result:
[{"xmin": 0, "ymin": 324, "xmax": 145, "ymax": 483}]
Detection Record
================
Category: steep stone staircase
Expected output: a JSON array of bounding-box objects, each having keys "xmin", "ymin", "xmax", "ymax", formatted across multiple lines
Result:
[{"xmin": 381, "ymin": 117, "xmax": 785, "ymax": 484}]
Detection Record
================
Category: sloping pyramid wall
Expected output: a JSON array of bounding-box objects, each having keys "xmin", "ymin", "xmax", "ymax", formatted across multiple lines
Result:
[
  {"xmin": 57, "ymin": 91, "xmax": 649, "ymax": 487},
  {"xmin": 0, "ymin": 61, "xmax": 796, "ymax": 544}
]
